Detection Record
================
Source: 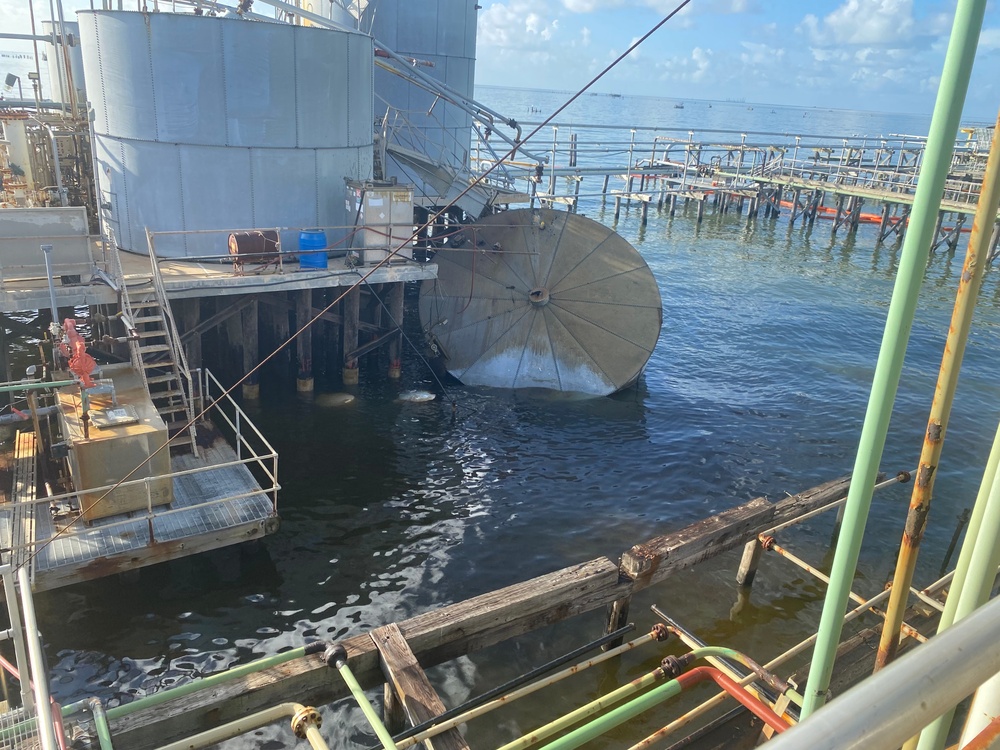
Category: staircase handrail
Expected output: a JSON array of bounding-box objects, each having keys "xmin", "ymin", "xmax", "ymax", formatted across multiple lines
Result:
[{"xmin": 144, "ymin": 228, "xmax": 199, "ymax": 457}]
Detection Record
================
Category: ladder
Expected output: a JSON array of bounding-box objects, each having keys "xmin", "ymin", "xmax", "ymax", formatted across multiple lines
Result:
[{"xmin": 109, "ymin": 234, "xmax": 199, "ymax": 457}]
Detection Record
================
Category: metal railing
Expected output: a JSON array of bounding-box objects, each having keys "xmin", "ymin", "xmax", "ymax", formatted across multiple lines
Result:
[
  {"xmin": 144, "ymin": 229, "xmax": 199, "ymax": 455},
  {"xmin": 0, "ymin": 565, "xmax": 63, "ymax": 750},
  {"xmin": 0, "ymin": 368, "xmax": 279, "ymax": 569}
]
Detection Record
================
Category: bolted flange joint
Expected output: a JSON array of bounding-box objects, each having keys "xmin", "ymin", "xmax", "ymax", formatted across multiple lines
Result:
[{"xmin": 291, "ymin": 706, "xmax": 322, "ymax": 739}]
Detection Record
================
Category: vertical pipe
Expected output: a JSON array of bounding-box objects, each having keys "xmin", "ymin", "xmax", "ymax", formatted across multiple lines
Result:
[
  {"xmin": 876, "ymin": 108, "xmax": 1000, "ymax": 671},
  {"xmin": 917, "ymin": 422, "xmax": 1000, "ymax": 750},
  {"xmin": 18, "ymin": 567, "xmax": 57, "ymax": 750},
  {"xmin": 1, "ymin": 566, "xmax": 33, "ymax": 712},
  {"xmin": 800, "ymin": 0, "xmax": 986, "ymax": 719}
]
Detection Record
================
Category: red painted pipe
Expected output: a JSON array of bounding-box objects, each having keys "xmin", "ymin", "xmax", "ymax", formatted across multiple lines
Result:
[{"xmin": 675, "ymin": 667, "xmax": 790, "ymax": 735}]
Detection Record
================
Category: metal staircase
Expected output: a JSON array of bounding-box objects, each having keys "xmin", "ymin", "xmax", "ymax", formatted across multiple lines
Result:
[{"xmin": 108, "ymin": 234, "xmax": 199, "ymax": 457}]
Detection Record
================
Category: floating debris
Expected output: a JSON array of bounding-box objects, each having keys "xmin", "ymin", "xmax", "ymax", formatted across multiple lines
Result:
[
  {"xmin": 397, "ymin": 390, "xmax": 436, "ymax": 403},
  {"xmin": 315, "ymin": 392, "xmax": 356, "ymax": 407}
]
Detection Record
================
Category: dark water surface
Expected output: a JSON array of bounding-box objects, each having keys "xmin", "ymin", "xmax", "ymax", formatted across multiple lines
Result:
[{"xmin": 36, "ymin": 89, "xmax": 1000, "ymax": 747}]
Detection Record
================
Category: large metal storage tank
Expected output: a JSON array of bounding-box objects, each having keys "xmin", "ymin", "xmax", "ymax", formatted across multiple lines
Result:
[
  {"xmin": 77, "ymin": 11, "xmax": 374, "ymax": 258},
  {"xmin": 362, "ymin": 0, "xmax": 477, "ymax": 198}
]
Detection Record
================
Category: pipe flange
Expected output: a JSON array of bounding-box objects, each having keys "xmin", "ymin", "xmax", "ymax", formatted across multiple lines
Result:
[
  {"xmin": 651, "ymin": 623, "xmax": 670, "ymax": 642},
  {"xmin": 324, "ymin": 643, "xmax": 348, "ymax": 669},
  {"xmin": 759, "ymin": 535, "xmax": 776, "ymax": 551},
  {"xmin": 660, "ymin": 654, "xmax": 686, "ymax": 678},
  {"xmin": 291, "ymin": 706, "xmax": 322, "ymax": 739}
]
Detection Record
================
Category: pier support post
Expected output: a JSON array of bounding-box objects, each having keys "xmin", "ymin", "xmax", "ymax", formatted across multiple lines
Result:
[
  {"xmin": 343, "ymin": 286, "xmax": 360, "ymax": 385},
  {"xmin": 274, "ymin": 293, "xmax": 291, "ymax": 374},
  {"xmin": 640, "ymin": 199, "xmax": 649, "ymax": 226},
  {"xmin": 877, "ymin": 203, "xmax": 891, "ymax": 246},
  {"xmin": 669, "ymin": 193, "xmax": 677, "ymax": 217},
  {"xmin": 736, "ymin": 538, "xmax": 765, "ymax": 587},
  {"xmin": 613, "ymin": 196, "xmax": 621, "ymax": 222},
  {"xmin": 387, "ymin": 282, "xmax": 404, "ymax": 379},
  {"xmin": 989, "ymin": 221, "xmax": 1000, "ymax": 263},
  {"xmin": 177, "ymin": 299, "xmax": 202, "ymax": 371},
  {"xmin": 601, "ymin": 174, "xmax": 610, "ymax": 204},
  {"xmin": 241, "ymin": 297, "xmax": 259, "ymax": 400},
  {"xmin": 296, "ymin": 289, "xmax": 313, "ymax": 393},
  {"xmin": 696, "ymin": 197, "xmax": 705, "ymax": 224},
  {"xmin": 604, "ymin": 595, "xmax": 631, "ymax": 650},
  {"xmin": 383, "ymin": 684, "xmax": 405, "ymax": 736}
]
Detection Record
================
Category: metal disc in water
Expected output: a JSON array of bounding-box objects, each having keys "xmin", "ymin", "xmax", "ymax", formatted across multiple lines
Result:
[{"xmin": 419, "ymin": 208, "xmax": 662, "ymax": 395}]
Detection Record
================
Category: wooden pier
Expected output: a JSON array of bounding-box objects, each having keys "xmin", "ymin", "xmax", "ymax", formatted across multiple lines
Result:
[
  {"xmin": 105, "ymin": 476, "xmax": 869, "ymax": 749},
  {"xmin": 483, "ymin": 126, "xmax": 1000, "ymax": 258}
]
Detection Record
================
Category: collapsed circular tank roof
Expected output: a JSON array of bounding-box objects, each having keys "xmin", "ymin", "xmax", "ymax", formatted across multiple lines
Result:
[{"xmin": 419, "ymin": 208, "xmax": 662, "ymax": 396}]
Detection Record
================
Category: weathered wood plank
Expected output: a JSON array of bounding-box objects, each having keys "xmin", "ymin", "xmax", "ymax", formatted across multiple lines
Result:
[
  {"xmin": 622, "ymin": 475, "xmax": 856, "ymax": 590},
  {"xmin": 623, "ymin": 497, "xmax": 774, "ymax": 587},
  {"xmin": 373, "ymin": 623, "xmax": 470, "ymax": 750},
  {"xmin": 109, "ymin": 557, "xmax": 625, "ymax": 750}
]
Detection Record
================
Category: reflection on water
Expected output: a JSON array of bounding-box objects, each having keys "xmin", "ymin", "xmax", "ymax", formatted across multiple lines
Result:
[{"xmin": 27, "ymin": 92, "xmax": 1000, "ymax": 746}]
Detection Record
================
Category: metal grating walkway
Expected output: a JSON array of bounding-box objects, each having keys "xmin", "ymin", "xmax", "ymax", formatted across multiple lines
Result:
[{"xmin": 0, "ymin": 437, "xmax": 274, "ymax": 577}]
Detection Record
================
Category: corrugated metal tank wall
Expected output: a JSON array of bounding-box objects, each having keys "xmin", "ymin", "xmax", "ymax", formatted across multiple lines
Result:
[
  {"xmin": 78, "ymin": 11, "xmax": 373, "ymax": 258},
  {"xmin": 363, "ymin": 0, "xmax": 477, "ymax": 198}
]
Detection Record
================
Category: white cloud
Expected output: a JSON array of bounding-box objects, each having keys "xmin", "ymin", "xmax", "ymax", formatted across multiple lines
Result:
[
  {"xmin": 801, "ymin": 0, "xmax": 915, "ymax": 46},
  {"xmin": 980, "ymin": 28, "xmax": 1000, "ymax": 51},
  {"xmin": 739, "ymin": 41, "xmax": 784, "ymax": 67}
]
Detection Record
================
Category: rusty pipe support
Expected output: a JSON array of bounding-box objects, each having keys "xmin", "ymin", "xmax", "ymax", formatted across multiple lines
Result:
[
  {"xmin": 876, "ymin": 107, "xmax": 1000, "ymax": 672},
  {"xmin": 763, "ymin": 538, "xmax": 926, "ymax": 643}
]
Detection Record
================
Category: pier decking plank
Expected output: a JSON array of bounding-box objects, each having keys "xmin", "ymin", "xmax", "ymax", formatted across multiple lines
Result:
[{"xmin": 373, "ymin": 623, "xmax": 470, "ymax": 750}]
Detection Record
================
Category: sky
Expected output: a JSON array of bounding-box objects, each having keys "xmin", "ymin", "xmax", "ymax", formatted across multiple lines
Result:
[
  {"xmin": 1, "ymin": 0, "xmax": 997, "ymax": 119},
  {"xmin": 475, "ymin": 0, "xmax": 1000, "ymax": 119}
]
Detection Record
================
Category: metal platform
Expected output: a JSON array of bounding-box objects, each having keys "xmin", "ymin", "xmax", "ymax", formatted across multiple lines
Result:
[
  {"xmin": 0, "ymin": 370, "xmax": 280, "ymax": 592},
  {"xmin": 0, "ymin": 236, "xmax": 438, "ymax": 312}
]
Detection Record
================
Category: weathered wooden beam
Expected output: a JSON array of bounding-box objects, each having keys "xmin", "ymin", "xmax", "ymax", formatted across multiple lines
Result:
[
  {"xmin": 373, "ymin": 623, "xmax": 470, "ymax": 750},
  {"xmin": 180, "ymin": 296, "xmax": 252, "ymax": 343},
  {"xmin": 108, "ymin": 557, "xmax": 624, "ymax": 750},
  {"xmin": 622, "ymin": 475, "xmax": 854, "ymax": 590}
]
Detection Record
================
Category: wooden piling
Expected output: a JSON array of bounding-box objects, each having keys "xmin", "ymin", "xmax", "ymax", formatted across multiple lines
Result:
[
  {"xmin": 177, "ymin": 299, "xmax": 202, "ymax": 371},
  {"xmin": 296, "ymin": 289, "xmax": 313, "ymax": 393},
  {"xmin": 736, "ymin": 538, "xmax": 765, "ymax": 587},
  {"xmin": 241, "ymin": 296, "xmax": 259, "ymax": 400},
  {"xmin": 640, "ymin": 199, "xmax": 649, "ymax": 226},
  {"xmin": 614, "ymin": 196, "xmax": 622, "ymax": 222},
  {"xmin": 342, "ymin": 286, "xmax": 360, "ymax": 385},
  {"xmin": 696, "ymin": 197, "xmax": 705, "ymax": 224},
  {"xmin": 387, "ymin": 282, "xmax": 404, "ymax": 380}
]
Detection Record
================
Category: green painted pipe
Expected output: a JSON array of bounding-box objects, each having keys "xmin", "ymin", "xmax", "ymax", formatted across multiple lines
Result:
[
  {"xmin": 916, "ymin": 422, "xmax": 1000, "ymax": 750},
  {"xmin": 0, "ymin": 379, "xmax": 77, "ymax": 393},
  {"xmin": 88, "ymin": 698, "xmax": 115, "ymax": 750},
  {"xmin": 799, "ymin": 0, "xmax": 987, "ymax": 719},
  {"xmin": 104, "ymin": 644, "xmax": 320, "ymax": 721},
  {"xmin": 333, "ymin": 661, "xmax": 397, "ymax": 750},
  {"xmin": 539, "ymin": 675, "xmax": 686, "ymax": 750},
  {"xmin": 495, "ymin": 647, "xmax": 745, "ymax": 750}
]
